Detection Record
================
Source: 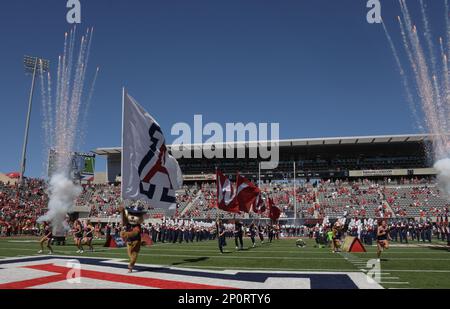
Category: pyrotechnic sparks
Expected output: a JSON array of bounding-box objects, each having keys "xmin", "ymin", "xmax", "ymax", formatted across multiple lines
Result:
[
  {"xmin": 382, "ymin": 1, "xmax": 450, "ymax": 197},
  {"xmin": 37, "ymin": 27, "xmax": 98, "ymax": 233}
]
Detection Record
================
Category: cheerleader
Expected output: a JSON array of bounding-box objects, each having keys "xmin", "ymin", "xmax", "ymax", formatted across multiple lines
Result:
[
  {"xmin": 38, "ymin": 222, "xmax": 53, "ymax": 254},
  {"xmin": 377, "ymin": 220, "xmax": 390, "ymax": 259},
  {"xmin": 82, "ymin": 220, "xmax": 94, "ymax": 252},
  {"xmin": 94, "ymin": 223, "xmax": 101, "ymax": 239},
  {"xmin": 73, "ymin": 220, "xmax": 84, "ymax": 253}
]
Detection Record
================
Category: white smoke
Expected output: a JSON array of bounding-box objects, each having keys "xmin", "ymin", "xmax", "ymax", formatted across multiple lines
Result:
[
  {"xmin": 38, "ymin": 173, "xmax": 82, "ymax": 235},
  {"xmin": 36, "ymin": 28, "xmax": 97, "ymax": 235},
  {"xmin": 434, "ymin": 158, "xmax": 450, "ymax": 198}
]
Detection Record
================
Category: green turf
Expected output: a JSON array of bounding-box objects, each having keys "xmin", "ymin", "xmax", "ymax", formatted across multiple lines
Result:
[{"xmin": 0, "ymin": 237, "xmax": 449, "ymax": 289}]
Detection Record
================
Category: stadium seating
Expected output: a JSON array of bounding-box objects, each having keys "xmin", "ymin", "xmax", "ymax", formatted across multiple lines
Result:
[{"xmin": 1, "ymin": 176, "xmax": 449, "ymax": 236}]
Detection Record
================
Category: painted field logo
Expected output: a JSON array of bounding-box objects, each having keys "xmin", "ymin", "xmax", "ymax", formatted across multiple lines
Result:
[{"xmin": 0, "ymin": 256, "xmax": 383, "ymax": 289}]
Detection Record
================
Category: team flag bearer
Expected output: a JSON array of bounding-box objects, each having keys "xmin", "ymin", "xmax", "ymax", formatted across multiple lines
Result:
[{"xmin": 121, "ymin": 89, "xmax": 183, "ymax": 271}]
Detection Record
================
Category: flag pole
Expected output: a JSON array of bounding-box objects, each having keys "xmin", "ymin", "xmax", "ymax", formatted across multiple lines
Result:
[
  {"xmin": 293, "ymin": 161, "xmax": 297, "ymax": 221},
  {"xmin": 215, "ymin": 166, "xmax": 222, "ymax": 241},
  {"xmin": 258, "ymin": 161, "xmax": 261, "ymax": 187},
  {"xmin": 120, "ymin": 87, "xmax": 126, "ymax": 202},
  {"xmin": 215, "ymin": 166, "xmax": 219, "ymax": 222},
  {"xmin": 257, "ymin": 162, "xmax": 261, "ymax": 222}
]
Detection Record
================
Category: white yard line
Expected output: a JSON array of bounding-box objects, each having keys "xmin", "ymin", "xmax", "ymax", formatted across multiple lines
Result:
[
  {"xmin": 383, "ymin": 269, "xmax": 450, "ymax": 273},
  {"xmin": 1, "ymin": 246, "xmax": 449, "ymax": 261},
  {"xmin": 104, "ymin": 252, "xmax": 347, "ymax": 260},
  {"xmin": 1, "ymin": 253, "xmax": 449, "ymax": 275},
  {"xmin": 378, "ymin": 277, "xmax": 400, "ymax": 280},
  {"xmin": 0, "ymin": 247, "xmax": 351, "ymax": 260},
  {"xmin": 140, "ymin": 248, "xmax": 450, "ymax": 254},
  {"xmin": 160, "ymin": 265, "xmax": 362, "ymax": 272}
]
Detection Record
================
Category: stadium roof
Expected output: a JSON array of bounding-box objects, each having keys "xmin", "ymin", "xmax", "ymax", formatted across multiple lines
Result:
[{"xmin": 93, "ymin": 133, "xmax": 433, "ymax": 156}]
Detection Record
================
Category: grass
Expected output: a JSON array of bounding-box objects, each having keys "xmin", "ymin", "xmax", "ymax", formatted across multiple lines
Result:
[{"xmin": 0, "ymin": 236, "xmax": 449, "ymax": 289}]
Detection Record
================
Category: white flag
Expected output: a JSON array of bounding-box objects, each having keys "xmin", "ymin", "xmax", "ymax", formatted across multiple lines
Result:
[{"xmin": 121, "ymin": 90, "xmax": 183, "ymax": 209}]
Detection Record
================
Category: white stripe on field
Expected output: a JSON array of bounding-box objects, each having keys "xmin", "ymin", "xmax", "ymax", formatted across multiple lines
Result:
[{"xmin": 2, "ymin": 246, "xmax": 450, "ymax": 262}]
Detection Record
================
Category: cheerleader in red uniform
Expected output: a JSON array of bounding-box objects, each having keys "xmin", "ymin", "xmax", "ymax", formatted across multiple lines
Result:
[
  {"xmin": 38, "ymin": 222, "xmax": 53, "ymax": 254},
  {"xmin": 377, "ymin": 220, "xmax": 390, "ymax": 259}
]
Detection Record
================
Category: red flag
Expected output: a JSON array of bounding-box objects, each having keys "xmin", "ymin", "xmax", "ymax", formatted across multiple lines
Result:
[
  {"xmin": 253, "ymin": 193, "xmax": 266, "ymax": 214},
  {"xmin": 236, "ymin": 174, "xmax": 260, "ymax": 213},
  {"xmin": 268, "ymin": 197, "xmax": 281, "ymax": 221},
  {"xmin": 216, "ymin": 170, "xmax": 240, "ymax": 213}
]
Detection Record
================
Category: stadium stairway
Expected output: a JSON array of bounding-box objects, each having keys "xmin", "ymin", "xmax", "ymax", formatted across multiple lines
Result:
[
  {"xmin": 179, "ymin": 190, "xmax": 202, "ymax": 217},
  {"xmin": 383, "ymin": 200, "xmax": 395, "ymax": 218}
]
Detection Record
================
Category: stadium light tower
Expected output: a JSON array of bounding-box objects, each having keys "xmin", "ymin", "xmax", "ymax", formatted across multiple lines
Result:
[{"xmin": 20, "ymin": 56, "xmax": 50, "ymax": 184}]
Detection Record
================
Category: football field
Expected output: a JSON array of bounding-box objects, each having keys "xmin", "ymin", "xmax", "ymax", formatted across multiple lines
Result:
[{"xmin": 0, "ymin": 237, "xmax": 449, "ymax": 289}]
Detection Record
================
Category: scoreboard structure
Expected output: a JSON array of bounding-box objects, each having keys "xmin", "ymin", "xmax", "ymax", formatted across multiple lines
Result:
[{"xmin": 48, "ymin": 149, "xmax": 96, "ymax": 182}]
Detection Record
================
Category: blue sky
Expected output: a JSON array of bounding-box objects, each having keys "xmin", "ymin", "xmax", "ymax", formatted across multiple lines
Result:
[{"xmin": 0, "ymin": 0, "xmax": 446, "ymax": 177}]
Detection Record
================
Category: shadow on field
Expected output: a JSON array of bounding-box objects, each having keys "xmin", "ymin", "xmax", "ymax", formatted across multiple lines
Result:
[
  {"xmin": 427, "ymin": 245, "xmax": 450, "ymax": 251},
  {"xmin": 171, "ymin": 257, "xmax": 209, "ymax": 266}
]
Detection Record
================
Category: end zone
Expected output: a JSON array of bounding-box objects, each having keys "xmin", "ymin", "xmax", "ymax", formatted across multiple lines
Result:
[{"xmin": 0, "ymin": 255, "xmax": 383, "ymax": 289}]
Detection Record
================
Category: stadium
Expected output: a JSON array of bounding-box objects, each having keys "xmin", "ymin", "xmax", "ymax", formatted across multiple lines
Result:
[
  {"xmin": 93, "ymin": 133, "xmax": 439, "ymax": 220},
  {"xmin": 1, "ymin": 0, "xmax": 450, "ymax": 294},
  {"xmin": 1, "ymin": 133, "xmax": 449, "ymax": 289}
]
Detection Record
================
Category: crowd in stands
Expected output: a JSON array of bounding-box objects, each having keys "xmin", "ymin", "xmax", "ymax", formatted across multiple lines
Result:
[
  {"xmin": 176, "ymin": 177, "xmax": 450, "ymax": 221},
  {"xmin": 0, "ymin": 179, "xmax": 48, "ymax": 236},
  {"xmin": 1, "ymin": 176, "xmax": 450, "ymax": 240}
]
